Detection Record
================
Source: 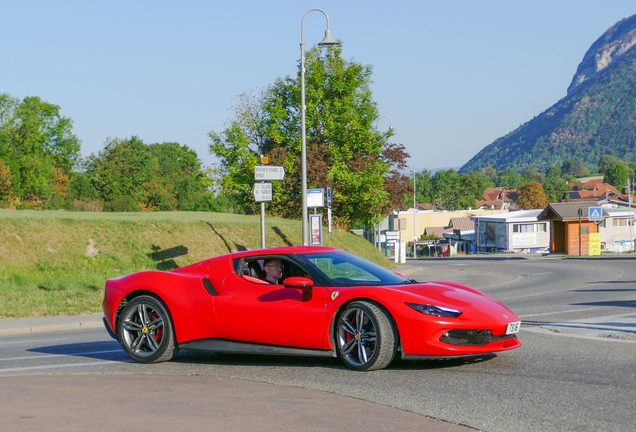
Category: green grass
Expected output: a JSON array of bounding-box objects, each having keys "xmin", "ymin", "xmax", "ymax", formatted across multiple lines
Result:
[{"xmin": 0, "ymin": 210, "xmax": 393, "ymax": 318}]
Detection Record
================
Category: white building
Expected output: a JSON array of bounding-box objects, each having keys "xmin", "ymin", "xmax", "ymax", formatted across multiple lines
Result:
[
  {"xmin": 471, "ymin": 210, "xmax": 550, "ymax": 254},
  {"xmin": 599, "ymin": 208, "xmax": 635, "ymax": 252}
]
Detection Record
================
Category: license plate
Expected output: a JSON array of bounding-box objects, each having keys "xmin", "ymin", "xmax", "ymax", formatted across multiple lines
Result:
[{"xmin": 506, "ymin": 321, "xmax": 521, "ymax": 335}]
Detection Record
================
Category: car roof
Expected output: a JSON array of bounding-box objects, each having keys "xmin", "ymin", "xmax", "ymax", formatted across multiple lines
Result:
[{"xmin": 230, "ymin": 246, "xmax": 344, "ymax": 259}]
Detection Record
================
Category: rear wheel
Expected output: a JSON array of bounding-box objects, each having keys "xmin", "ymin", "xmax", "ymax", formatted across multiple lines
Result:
[
  {"xmin": 335, "ymin": 301, "xmax": 396, "ymax": 371},
  {"xmin": 117, "ymin": 295, "xmax": 179, "ymax": 363}
]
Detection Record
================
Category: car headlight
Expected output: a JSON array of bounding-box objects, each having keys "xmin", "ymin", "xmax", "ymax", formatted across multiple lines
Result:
[{"xmin": 405, "ymin": 302, "xmax": 462, "ymax": 318}]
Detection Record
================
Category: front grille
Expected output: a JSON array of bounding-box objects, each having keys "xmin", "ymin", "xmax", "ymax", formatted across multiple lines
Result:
[{"xmin": 440, "ymin": 329, "xmax": 517, "ymax": 346}]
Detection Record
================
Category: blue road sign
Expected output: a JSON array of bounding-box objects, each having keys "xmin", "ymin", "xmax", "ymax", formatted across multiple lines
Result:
[
  {"xmin": 327, "ymin": 187, "xmax": 332, "ymax": 209},
  {"xmin": 588, "ymin": 206, "xmax": 603, "ymax": 221}
]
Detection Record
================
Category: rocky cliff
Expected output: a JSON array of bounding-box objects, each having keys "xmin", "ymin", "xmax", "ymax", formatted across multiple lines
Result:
[
  {"xmin": 568, "ymin": 14, "xmax": 636, "ymax": 94},
  {"xmin": 459, "ymin": 14, "xmax": 636, "ymax": 174}
]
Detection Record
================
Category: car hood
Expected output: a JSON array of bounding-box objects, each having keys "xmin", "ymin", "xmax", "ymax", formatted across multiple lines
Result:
[{"xmin": 385, "ymin": 281, "xmax": 517, "ymax": 323}]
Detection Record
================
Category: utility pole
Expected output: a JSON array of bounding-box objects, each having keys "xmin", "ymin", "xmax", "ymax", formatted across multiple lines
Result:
[{"xmin": 412, "ymin": 170, "xmax": 417, "ymax": 259}]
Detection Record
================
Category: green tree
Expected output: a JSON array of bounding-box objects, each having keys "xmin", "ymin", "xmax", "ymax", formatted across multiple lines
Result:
[
  {"xmin": 598, "ymin": 155, "xmax": 618, "ymax": 173},
  {"xmin": 209, "ymin": 44, "xmax": 410, "ymax": 228},
  {"xmin": 0, "ymin": 94, "xmax": 80, "ymax": 205},
  {"xmin": 496, "ymin": 168, "xmax": 524, "ymax": 189},
  {"xmin": 431, "ymin": 169, "xmax": 459, "ymax": 209},
  {"xmin": 543, "ymin": 167, "xmax": 571, "ymax": 202},
  {"xmin": 561, "ymin": 159, "xmax": 584, "ymax": 177},
  {"xmin": 604, "ymin": 161, "xmax": 629, "ymax": 192},
  {"xmin": 405, "ymin": 169, "xmax": 433, "ymax": 208},
  {"xmin": 89, "ymin": 137, "xmax": 214, "ymax": 212},
  {"xmin": 482, "ymin": 166, "xmax": 497, "ymax": 184},
  {"xmin": 522, "ymin": 168, "xmax": 542, "ymax": 183},
  {"xmin": 148, "ymin": 142, "xmax": 213, "ymax": 211}
]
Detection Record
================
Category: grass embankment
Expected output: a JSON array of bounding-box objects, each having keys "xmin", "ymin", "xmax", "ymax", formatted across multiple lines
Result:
[{"xmin": 0, "ymin": 210, "xmax": 392, "ymax": 318}]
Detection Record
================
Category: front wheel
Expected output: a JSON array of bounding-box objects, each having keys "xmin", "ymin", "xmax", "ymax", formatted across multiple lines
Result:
[
  {"xmin": 117, "ymin": 295, "xmax": 179, "ymax": 363},
  {"xmin": 335, "ymin": 301, "xmax": 396, "ymax": 371}
]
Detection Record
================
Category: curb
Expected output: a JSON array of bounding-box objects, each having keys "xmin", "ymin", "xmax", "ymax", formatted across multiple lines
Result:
[{"xmin": 0, "ymin": 314, "xmax": 104, "ymax": 337}]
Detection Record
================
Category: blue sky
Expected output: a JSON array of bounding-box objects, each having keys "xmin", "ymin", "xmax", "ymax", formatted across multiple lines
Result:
[{"xmin": 2, "ymin": 1, "xmax": 635, "ymax": 172}]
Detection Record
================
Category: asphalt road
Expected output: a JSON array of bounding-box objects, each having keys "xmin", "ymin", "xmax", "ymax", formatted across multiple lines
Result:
[{"xmin": 1, "ymin": 257, "xmax": 635, "ymax": 432}]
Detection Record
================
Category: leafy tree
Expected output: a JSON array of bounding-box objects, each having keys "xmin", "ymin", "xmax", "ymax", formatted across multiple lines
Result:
[
  {"xmin": 88, "ymin": 137, "xmax": 214, "ymax": 212},
  {"xmin": 0, "ymin": 94, "xmax": 80, "ymax": 204},
  {"xmin": 482, "ymin": 166, "xmax": 497, "ymax": 183},
  {"xmin": 0, "ymin": 159, "xmax": 11, "ymax": 199},
  {"xmin": 148, "ymin": 142, "xmax": 212, "ymax": 211},
  {"xmin": 405, "ymin": 169, "xmax": 433, "ymax": 208},
  {"xmin": 604, "ymin": 161, "xmax": 629, "ymax": 192},
  {"xmin": 431, "ymin": 169, "xmax": 459, "ymax": 209},
  {"xmin": 598, "ymin": 155, "xmax": 618, "ymax": 173},
  {"xmin": 522, "ymin": 168, "xmax": 541, "ymax": 183},
  {"xmin": 561, "ymin": 159, "xmax": 584, "ymax": 177},
  {"xmin": 517, "ymin": 181, "xmax": 549, "ymax": 209},
  {"xmin": 209, "ymin": 44, "xmax": 410, "ymax": 228},
  {"xmin": 545, "ymin": 166, "xmax": 562, "ymax": 179},
  {"xmin": 543, "ymin": 167, "xmax": 571, "ymax": 202},
  {"xmin": 496, "ymin": 168, "xmax": 524, "ymax": 189},
  {"xmin": 0, "ymin": 159, "xmax": 18, "ymax": 208},
  {"xmin": 428, "ymin": 170, "xmax": 487, "ymax": 210}
]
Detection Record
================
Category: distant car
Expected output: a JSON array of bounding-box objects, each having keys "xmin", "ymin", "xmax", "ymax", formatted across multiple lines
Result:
[{"xmin": 103, "ymin": 247, "xmax": 521, "ymax": 371}]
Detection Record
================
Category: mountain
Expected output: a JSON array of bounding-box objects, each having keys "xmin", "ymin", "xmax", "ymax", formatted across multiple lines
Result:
[{"xmin": 459, "ymin": 14, "xmax": 636, "ymax": 174}]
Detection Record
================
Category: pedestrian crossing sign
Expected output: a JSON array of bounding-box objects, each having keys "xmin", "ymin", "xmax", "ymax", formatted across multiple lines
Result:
[{"xmin": 588, "ymin": 206, "xmax": 603, "ymax": 221}]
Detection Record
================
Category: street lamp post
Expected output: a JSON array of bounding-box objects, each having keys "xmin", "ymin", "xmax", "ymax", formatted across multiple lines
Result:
[
  {"xmin": 629, "ymin": 173, "xmax": 634, "ymax": 251},
  {"xmin": 375, "ymin": 116, "xmax": 393, "ymax": 251},
  {"xmin": 411, "ymin": 170, "xmax": 417, "ymax": 259},
  {"xmin": 300, "ymin": 9, "xmax": 337, "ymax": 246}
]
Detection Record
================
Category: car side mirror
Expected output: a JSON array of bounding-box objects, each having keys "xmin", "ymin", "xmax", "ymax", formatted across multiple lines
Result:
[
  {"xmin": 283, "ymin": 277, "xmax": 314, "ymax": 302},
  {"xmin": 283, "ymin": 276, "xmax": 314, "ymax": 291}
]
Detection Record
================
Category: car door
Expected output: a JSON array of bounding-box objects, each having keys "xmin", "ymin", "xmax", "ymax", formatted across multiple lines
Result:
[{"xmin": 213, "ymin": 256, "xmax": 327, "ymax": 349}]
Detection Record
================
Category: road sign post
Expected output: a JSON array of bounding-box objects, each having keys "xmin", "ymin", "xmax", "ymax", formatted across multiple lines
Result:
[
  {"xmin": 253, "ymin": 166, "xmax": 286, "ymax": 249},
  {"xmin": 310, "ymin": 214, "xmax": 323, "ymax": 246},
  {"xmin": 254, "ymin": 165, "xmax": 285, "ymax": 181},
  {"xmin": 588, "ymin": 206, "xmax": 603, "ymax": 222},
  {"xmin": 327, "ymin": 187, "xmax": 332, "ymax": 247},
  {"xmin": 307, "ymin": 188, "xmax": 324, "ymax": 208},
  {"xmin": 252, "ymin": 182, "xmax": 273, "ymax": 202},
  {"xmin": 252, "ymin": 182, "xmax": 273, "ymax": 248}
]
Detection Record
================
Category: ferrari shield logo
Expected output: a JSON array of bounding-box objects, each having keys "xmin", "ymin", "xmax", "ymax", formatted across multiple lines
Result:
[{"xmin": 331, "ymin": 291, "xmax": 339, "ymax": 301}]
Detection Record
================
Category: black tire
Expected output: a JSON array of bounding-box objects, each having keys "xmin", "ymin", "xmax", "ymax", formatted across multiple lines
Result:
[
  {"xmin": 117, "ymin": 295, "xmax": 179, "ymax": 363},
  {"xmin": 335, "ymin": 301, "xmax": 397, "ymax": 371}
]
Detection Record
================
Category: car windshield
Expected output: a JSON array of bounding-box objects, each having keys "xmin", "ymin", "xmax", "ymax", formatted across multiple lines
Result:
[{"xmin": 299, "ymin": 252, "xmax": 408, "ymax": 287}]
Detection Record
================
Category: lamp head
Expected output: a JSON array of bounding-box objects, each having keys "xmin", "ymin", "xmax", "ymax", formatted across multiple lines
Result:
[{"xmin": 319, "ymin": 29, "xmax": 338, "ymax": 45}]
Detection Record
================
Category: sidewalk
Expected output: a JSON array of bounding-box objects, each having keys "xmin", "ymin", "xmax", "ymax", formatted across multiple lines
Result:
[{"xmin": 0, "ymin": 312, "xmax": 104, "ymax": 337}]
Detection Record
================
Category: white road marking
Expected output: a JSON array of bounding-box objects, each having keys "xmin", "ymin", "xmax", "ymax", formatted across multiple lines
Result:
[
  {"xmin": 0, "ymin": 360, "xmax": 128, "ymax": 373},
  {"xmin": 519, "ymin": 308, "xmax": 599, "ymax": 318},
  {"xmin": 0, "ymin": 337, "xmax": 72, "ymax": 347},
  {"xmin": 521, "ymin": 312, "xmax": 636, "ymax": 343},
  {"xmin": 521, "ymin": 326, "xmax": 636, "ymax": 343},
  {"xmin": 0, "ymin": 349, "xmax": 123, "ymax": 362},
  {"xmin": 502, "ymin": 267, "xmax": 626, "ymax": 300}
]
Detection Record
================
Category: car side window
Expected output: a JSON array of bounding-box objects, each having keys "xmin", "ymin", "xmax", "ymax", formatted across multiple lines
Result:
[
  {"xmin": 310, "ymin": 257, "xmax": 381, "ymax": 284},
  {"xmin": 240, "ymin": 257, "xmax": 314, "ymax": 285},
  {"xmin": 242, "ymin": 259, "xmax": 269, "ymax": 284}
]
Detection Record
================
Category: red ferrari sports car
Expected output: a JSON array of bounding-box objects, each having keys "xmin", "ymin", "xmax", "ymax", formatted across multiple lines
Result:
[{"xmin": 103, "ymin": 246, "xmax": 521, "ymax": 371}]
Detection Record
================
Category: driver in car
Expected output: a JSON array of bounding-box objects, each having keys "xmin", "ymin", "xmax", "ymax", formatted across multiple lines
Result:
[{"xmin": 262, "ymin": 258, "xmax": 283, "ymax": 284}]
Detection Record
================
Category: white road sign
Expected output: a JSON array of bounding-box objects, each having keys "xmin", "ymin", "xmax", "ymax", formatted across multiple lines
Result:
[
  {"xmin": 252, "ymin": 182, "xmax": 273, "ymax": 202},
  {"xmin": 307, "ymin": 188, "xmax": 324, "ymax": 207},
  {"xmin": 254, "ymin": 165, "xmax": 285, "ymax": 181}
]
